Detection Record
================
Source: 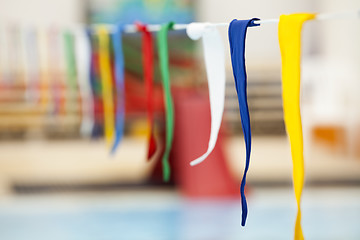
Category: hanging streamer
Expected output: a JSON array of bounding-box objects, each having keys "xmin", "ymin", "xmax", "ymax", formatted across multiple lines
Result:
[
  {"xmin": 111, "ymin": 24, "xmax": 125, "ymax": 153},
  {"xmin": 47, "ymin": 28, "xmax": 63, "ymax": 115},
  {"xmin": 186, "ymin": 23, "xmax": 225, "ymax": 166},
  {"xmin": 39, "ymin": 28, "xmax": 51, "ymax": 108},
  {"xmin": 87, "ymin": 30, "xmax": 103, "ymax": 138},
  {"xmin": 136, "ymin": 23, "xmax": 157, "ymax": 160},
  {"xmin": 157, "ymin": 22, "xmax": 175, "ymax": 181},
  {"xmin": 228, "ymin": 18, "xmax": 259, "ymax": 226},
  {"xmin": 278, "ymin": 13, "xmax": 315, "ymax": 240},
  {"xmin": 21, "ymin": 27, "xmax": 32, "ymax": 102},
  {"xmin": 22, "ymin": 28, "xmax": 40, "ymax": 103},
  {"xmin": 97, "ymin": 27, "xmax": 115, "ymax": 148},
  {"xmin": 63, "ymin": 31, "xmax": 78, "ymax": 113},
  {"xmin": 75, "ymin": 28, "xmax": 94, "ymax": 137}
]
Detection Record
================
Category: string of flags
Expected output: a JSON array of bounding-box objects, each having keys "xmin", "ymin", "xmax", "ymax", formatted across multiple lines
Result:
[{"xmin": 1, "ymin": 9, "xmax": 359, "ymax": 240}]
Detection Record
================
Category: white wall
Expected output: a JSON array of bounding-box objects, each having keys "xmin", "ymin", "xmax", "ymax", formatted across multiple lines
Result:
[{"xmin": 0, "ymin": 0, "xmax": 86, "ymax": 26}]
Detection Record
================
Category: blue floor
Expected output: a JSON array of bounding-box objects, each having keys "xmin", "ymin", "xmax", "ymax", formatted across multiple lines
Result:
[{"xmin": 0, "ymin": 187, "xmax": 359, "ymax": 240}]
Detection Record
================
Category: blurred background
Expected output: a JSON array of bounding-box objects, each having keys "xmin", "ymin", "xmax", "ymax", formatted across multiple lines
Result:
[{"xmin": 0, "ymin": 0, "xmax": 359, "ymax": 239}]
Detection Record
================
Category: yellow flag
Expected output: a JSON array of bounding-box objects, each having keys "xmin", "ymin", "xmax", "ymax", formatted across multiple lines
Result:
[
  {"xmin": 278, "ymin": 13, "xmax": 315, "ymax": 240},
  {"xmin": 97, "ymin": 27, "xmax": 115, "ymax": 147}
]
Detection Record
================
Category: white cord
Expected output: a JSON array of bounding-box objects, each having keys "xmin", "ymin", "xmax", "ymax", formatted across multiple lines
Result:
[{"xmin": 88, "ymin": 9, "xmax": 360, "ymax": 33}]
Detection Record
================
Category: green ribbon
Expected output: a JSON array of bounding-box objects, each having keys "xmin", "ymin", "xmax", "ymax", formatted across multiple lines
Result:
[
  {"xmin": 157, "ymin": 22, "xmax": 175, "ymax": 182},
  {"xmin": 63, "ymin": 31, "xmax": 78, "ymax": 113}
]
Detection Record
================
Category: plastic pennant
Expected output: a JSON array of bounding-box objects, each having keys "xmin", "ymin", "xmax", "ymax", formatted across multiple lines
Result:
[
  {"xmin": 228, "ymin": 18, "xmax": 259, "ymax": 226},
  {"xmin": 97, "ymin": 27, "xmax": 115, "ymax": 148},
  {"xmin": 111, "ymin": 24, "xmax": 126, "ymax": 154},
  {"xmin": 75, "ymin": 27, "xmax": 94, "ymax": 137},
  {"xmin": 278, "ymin": 13, "xmax": 315, "ymax": 240},
  {"xmin": 157, "ymin": 22, "xmax": 175, "ymax": 182},
  {"xmin": 186, "ymin": 23, "xmax": 226, "ymax": 167},
  {"xmin": 136, "ymin": 22, "xmax": 158, "ymax": 160}
]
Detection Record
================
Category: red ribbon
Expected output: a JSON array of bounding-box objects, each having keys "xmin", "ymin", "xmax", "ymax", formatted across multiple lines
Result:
[{"xmin": 136, "ymin": 23, "xmax": 157, "ymax": 160}]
